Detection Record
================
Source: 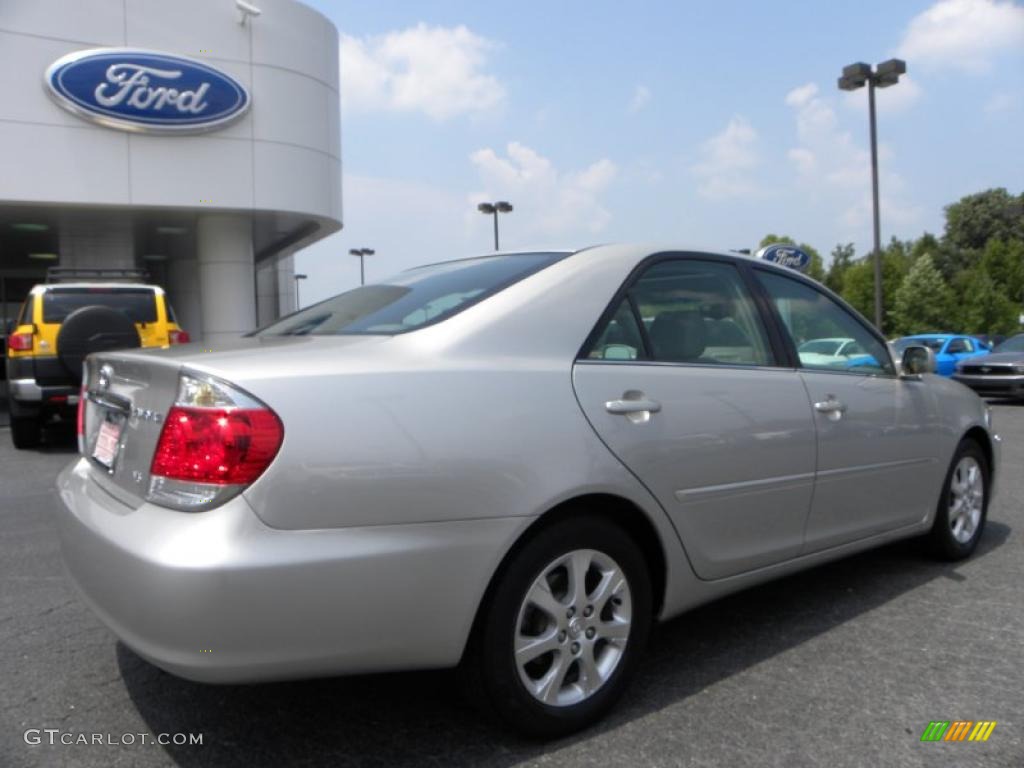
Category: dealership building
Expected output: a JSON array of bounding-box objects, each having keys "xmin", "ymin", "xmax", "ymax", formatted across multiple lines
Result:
[{"xmin": 0, "ymin": 0, "xmax": 342, "ymax": 343}]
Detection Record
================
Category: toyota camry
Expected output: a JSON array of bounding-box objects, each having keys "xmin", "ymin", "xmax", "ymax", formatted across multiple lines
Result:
[{"xmin": 57, "ymin": 245, "xmax": 1000, "ymax": 736}]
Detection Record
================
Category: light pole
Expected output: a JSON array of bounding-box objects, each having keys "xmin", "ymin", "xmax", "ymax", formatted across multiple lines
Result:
[
  {"xmin": 294, "ymin": 273, "xmax": 307, "ymax": 309},
  {"xmin": 477, "ymin": 201, "xmax": 513, "ymax": 250},
  {"xmin": 839, "ymin": 58, "xmax": 906, "ymax": 331},
  {"xmin": 348, "ymin": 248, "xmax": 374, "ymax": 285}
]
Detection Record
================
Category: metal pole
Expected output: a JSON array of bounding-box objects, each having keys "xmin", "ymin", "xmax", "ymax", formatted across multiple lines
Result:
[
  {"xmin": 294, "ymin": 278, "xmax": 300, "ymax": 309},
  {"xmin": 492, "ymin": 212, "xmax": 499, "ymax": 251},
  {"xmin": 868, "ymin": 78, "xmax": 883, "ymax": 331},
  {"xmin": 359, "ymin": 254, "xmax": 365, "ymax": 286}
]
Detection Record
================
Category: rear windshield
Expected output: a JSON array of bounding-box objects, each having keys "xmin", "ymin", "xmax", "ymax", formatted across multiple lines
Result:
[
  {"xmin": 42, "ymin": 288, "xmax": 158, "ymax": 324},
  {"xmin": 255, "ymin": 252, "xmax": 569, "ymax": 337}
]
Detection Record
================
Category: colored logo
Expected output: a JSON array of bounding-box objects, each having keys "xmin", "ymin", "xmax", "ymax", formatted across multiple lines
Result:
[
  {"xmin": 756, "ymin": 244, "xmax": 811, "ymax": 272},
  {"xmin": 45, "ymin": 48, "xmax": 250, "ymax": 134},
  {"xmin": 920, "ymin": 721, "xmax": 997, "ymax": 742}
]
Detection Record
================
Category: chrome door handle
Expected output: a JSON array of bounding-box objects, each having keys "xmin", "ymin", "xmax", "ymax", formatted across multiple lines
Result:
[
  {"xmin": 605, "ymin": 398, "xmax": 661, "ymax": 415},
  {"xmin": 814, "ymin": 396, "xmax": 847, "ymax": 420}
]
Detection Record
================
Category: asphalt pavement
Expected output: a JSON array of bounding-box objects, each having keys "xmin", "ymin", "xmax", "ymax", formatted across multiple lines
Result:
[{"xmin": 1, "ymin": 403, "xmax": 1022, "ymax": 768}]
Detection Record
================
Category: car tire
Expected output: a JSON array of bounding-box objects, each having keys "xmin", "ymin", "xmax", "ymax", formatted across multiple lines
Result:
[
  {"xmin": 10, "ymin": 414, "xmax": 42, "ymax": 449},
  {"xmin": 928, "ymin": 439, "xmax": 989, "ymax": 561},
  {"xmin": 463, "ymin": 515, "xmax": 652, "ymax": 737}
]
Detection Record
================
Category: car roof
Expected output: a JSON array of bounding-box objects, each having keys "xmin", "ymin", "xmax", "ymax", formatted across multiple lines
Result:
[{"xmin": 30, "ymin": 283, "xmax": 162, "ymax": 294}]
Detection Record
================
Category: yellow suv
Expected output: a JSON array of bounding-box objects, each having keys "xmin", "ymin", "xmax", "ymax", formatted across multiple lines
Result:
[{"xmin": 5, "ymin": 269, "xmax": 188, "ymax": 449}]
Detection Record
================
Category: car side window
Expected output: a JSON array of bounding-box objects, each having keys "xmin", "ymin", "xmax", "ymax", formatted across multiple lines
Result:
[
  {"xmin": 755, "ymin": 270, "xmax": 895, "ymax": 376},
  {"xmin": 585, "ymin": 259, "xmax": 773, "ymax": 366},
  {"xmin": 586, "ymin": 300, "xmax": 646, "ymax": 360},
  {"xmin": 947, "ymin": 338, "xmax": 969, "ymax": 354}
]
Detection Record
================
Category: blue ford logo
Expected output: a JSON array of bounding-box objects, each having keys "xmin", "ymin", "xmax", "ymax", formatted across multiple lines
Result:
[
  {"xmin": 756, "ymin": 244, "xmax": 811, "ymax": 272},
  {"xmin": 45, "ymin": 48, "xmax": 250, "ymax": 134}
]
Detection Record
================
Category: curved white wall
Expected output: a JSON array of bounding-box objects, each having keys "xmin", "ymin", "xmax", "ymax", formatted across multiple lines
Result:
[{"xmin": 0, "ymin": 0, "xmax": 341, "ymax": 225}]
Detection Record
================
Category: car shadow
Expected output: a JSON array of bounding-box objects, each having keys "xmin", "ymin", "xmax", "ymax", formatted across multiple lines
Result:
[
  {"xmin": 40, "ymin": 423, "xmax": 78, "ymax": 452},
  {"xmin": 119, "ymin": 521, "xmax": 1010, "ymax": 768}
]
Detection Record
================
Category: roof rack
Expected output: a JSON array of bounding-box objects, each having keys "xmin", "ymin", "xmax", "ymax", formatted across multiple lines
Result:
[{"xmin": 46, "ymin": 267, "xmax": 150, "ymax": 283}]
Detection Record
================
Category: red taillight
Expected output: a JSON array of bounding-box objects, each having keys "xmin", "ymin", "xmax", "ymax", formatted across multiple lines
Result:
[
  {"xmin": 150, "ymin": 406, "xmax": 283, "ymax": 485},
  {"xmin": 76, "ymin": 387, "xmax": 86, "ymax": 438},
  {"xmin": 168, "ymin": 329, "xmax": 191, "ymax": 345},
  {"xmin": 7, "ymin": 332, "xmax": 33, "ymax": 351}
]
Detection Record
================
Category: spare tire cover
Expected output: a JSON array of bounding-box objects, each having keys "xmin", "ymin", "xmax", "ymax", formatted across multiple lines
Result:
[{"xmin": 57, "ymin": 305, "xmax": 141, "ymax": 382}]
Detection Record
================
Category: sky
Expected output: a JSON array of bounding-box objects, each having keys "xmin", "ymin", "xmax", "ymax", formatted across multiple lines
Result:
[{"xmin": 294, "ymin": 0, "xmax": 1024, "ymax": 305}]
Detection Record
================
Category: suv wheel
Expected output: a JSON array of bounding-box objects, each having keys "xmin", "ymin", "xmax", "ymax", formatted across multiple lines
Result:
[{"xmin": 10, "ymin": 414, "xmax": 42, "ymax": 449}]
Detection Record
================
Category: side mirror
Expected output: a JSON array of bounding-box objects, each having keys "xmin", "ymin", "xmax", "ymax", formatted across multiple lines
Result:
[{"xmin": 901, "ymin": 345, "xmax": 936, "ymax": 376}]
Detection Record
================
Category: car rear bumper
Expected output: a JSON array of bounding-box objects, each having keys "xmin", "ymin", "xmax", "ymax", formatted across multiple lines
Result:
[
  {"xmin": 953, "ymin": 373, "xmax": 1024, "ymax": 398},
  {"xmin": 57, "ymin": 458, "xmax": 532, "ymax": 683},
  {"xmin": 8, "ymin": 378, "xmax": 78, "ymax": 403}
]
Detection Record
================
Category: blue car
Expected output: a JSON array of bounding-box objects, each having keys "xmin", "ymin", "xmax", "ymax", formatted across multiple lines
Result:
[{"xmin": 892, "ymin": 334, "xmax": 991, "ymax": 376}]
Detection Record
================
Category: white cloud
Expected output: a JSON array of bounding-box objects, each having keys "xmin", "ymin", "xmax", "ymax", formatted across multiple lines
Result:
[
  {"xmin": 785, "ymin": 83, "xmax": 819, "ymax": 109},
  {"xmin": 690, "ymin": 116, "xmax": 761, "ymax": 200},
  {"xmin": 897, "ymin": 0, "xmax": 1024, "ymax": 72},
  {"xmin": 340, "ymin": 24, "xmax": 504, "ymax": 120},
  {"xmin": 628, "ymin": 85, "xmax": 652, "ymax": 113},
  {"xmin": 841, "ymin": 74, "xmax": 923, "ymax": 113},
  {"xmin": 784, "ymin": 85, "xmax": 922, "ymax": 233},
  {"xmin": 469, "ymin": 142, "xmax": 618, "ymax": 240},
  {"xmin": 984, "ymin": 91, "xmax": 1021, "ymax": 113}
]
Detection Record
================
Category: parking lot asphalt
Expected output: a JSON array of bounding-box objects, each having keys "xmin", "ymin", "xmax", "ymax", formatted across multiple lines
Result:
[{"xmin": 1, "ymin": 403, "xmax": 1022, "ymax": 768}]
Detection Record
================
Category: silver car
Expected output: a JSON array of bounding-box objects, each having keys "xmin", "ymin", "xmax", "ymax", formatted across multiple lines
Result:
[
  {"xmin": 953, "ymin": 333, "xmax": 1024, "ymax": 399},
  {"xmin": 57, "ymin": 245, "xmax": 1000, "ymax": 736}
]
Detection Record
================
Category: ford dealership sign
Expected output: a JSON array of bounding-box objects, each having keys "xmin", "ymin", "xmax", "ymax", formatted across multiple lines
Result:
[
  {"xmin": 45, "ymin": 48, "xmax": 250, "ymax": 134},
  {"xmin": 756, "ymin": 244, "xmax": 811, "ymax": 272}
]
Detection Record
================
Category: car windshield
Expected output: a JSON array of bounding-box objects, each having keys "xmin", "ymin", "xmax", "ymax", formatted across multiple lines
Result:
[
  {"xmin": 993, "ymin": 334, "xmax": 1024, "ymax": 353},
  {"xmin": 255, "ymin": 252, "xmax": 569, "ymax": 337},
  {"xmin": 798, "ymin": 339, "xmax": 843, "ymax": 355},
  {"xmin": 42, "ymin": 287, "xmax": 158, "ymax": 324},
  {"xmin": 893, "ymin": 337, "xmax": 946, "ymax": 352}
]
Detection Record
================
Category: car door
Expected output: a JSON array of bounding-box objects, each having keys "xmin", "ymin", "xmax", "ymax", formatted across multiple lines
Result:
[
  {"xmin": 573, "ymin": 255, "xmax": 817, "ymax": 580},
  {"xmin": 753, "ymin": 269, "xmax": 943, "ymax": 552}
]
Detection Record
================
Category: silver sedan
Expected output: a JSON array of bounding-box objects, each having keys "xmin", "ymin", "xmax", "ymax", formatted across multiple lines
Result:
[{"xmin": 57, "ymin": 245, "xmax": 999, "ymax": 736}]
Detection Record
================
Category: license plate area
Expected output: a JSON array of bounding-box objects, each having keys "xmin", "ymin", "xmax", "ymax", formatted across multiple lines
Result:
[{"xmin": 85, "ymin": 396, "xmax": 129, "ymax": 473}]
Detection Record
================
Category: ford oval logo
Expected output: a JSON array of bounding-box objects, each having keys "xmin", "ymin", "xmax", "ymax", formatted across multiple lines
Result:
[
  {"xmin": 756, "ymin": 244, "xmax": 812, "ymax": 273},
  {"xmin": 45, "ymin": 48, "xmax": 250, "ymax": 134}
]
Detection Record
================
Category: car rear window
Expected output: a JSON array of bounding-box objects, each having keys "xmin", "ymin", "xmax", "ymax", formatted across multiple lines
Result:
[
  {"xmin": 255, "ymin": 252, "xmax": 569, "ymax": 337},
  {"xmin": 42, "ymin": 288, "xmax": 158, "ymax": 324}
]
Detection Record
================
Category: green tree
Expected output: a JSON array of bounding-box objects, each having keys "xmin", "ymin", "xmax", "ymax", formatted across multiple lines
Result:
[
  {"xmin": 758, "ymin": 234, "xmax": 825, "ymax": 282},
  {"xmin": 840, "ymin": 239, "xmax": 912, "ymax": 335},
  {"xmin": 951, "ymin": 265, "xmax": 1020, "ymax": 336},
  {"xmin": 979, "ymin": 238, "xmax": 1024, "ymax": 308},
  {"xmin": 825, "ymin": 243, "xmax": 855, "ymax": 294},
  {"xmin": 944, "ymin": 188, "xmax": 1024, "ymax": 252},
  {"xmin": 909, "ymin": 232, "xmax": 964, "ymax": 280},
  {"xmin": 891, "ymin": 254, "xmax": 955, "ymax": 335}
]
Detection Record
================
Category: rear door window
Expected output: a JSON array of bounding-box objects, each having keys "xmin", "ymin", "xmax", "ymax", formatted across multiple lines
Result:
[
  {"xmin": 42, "ymin": 288, "xmax": 158, "ymax": 324},
  {"xmin": 583, "ymin": 258, "xmax": 774, "ymax": 366}
]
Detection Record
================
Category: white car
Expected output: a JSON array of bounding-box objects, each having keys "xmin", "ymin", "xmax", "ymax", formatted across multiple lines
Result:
[{"xmin": 797, "ymin": 337, "xmax": 864, "ymax": 367}]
